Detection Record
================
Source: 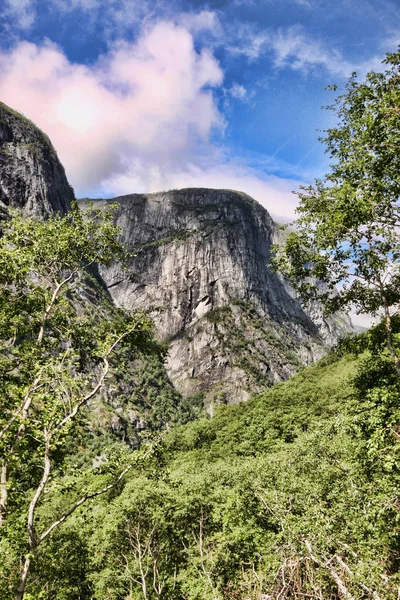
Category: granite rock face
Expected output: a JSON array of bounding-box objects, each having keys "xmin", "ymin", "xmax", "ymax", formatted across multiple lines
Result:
[
  {"xmin": 0, "ymin": 102, "xmax": 193, "ymax": 440},
  {"xmin": 0, "ymin": 102, "xmax": 74, "ymax": 218},
  {"xmin": 79, "ymin": 189, "xmax": 352, "ymax": 405}
]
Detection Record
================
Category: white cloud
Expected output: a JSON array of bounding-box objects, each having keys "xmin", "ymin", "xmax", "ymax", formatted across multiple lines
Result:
[
  {"xmin": 53, "ymin": 0, "xmax": 155, "ymax": 36},
  {"xmin": 294, "ymin": 0, "xmax": 312, "ymax": 7},
  {"xmin": 2, "ymin": 0, "xmax": 391, "ymax": 82},
  {"xmin": 0, "ymin": 22, "xmax": 223, "ymax": 193},
  {"xmin": 0, "ymin": 14, "xmax": 315, "ymax": 223},
  {"xmin": 1, "ymin": 0, "xmax": 221, "ymax": 40},
  {"xmin": 229, "ymin": 82, "xmax": 248, "ymax": 100},
  {"xmin": 177, "ymin": 10, "xmax": 221, "ymax": 35},
  {"xmin": 228, "ymin": 22, "xmax": 392, "ymax": 78},
  {"xmin": 2, "ymin": 0, "xmax": 35, "ymax": 29},
  {"xmin": 268, "ymin": 25, "xmax": 372, "ymax": 77},
  {"xmin": 228, "ymin": 23, "xmax": 269, "ymax": 61}
]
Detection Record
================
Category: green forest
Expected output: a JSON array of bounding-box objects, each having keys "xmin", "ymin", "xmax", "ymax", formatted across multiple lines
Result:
[{"xmin": 1, "ymin": 47, "xmax": 400, "ymax": 600}]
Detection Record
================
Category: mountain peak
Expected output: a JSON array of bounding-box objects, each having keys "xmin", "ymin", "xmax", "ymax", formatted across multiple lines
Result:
[{"xmin": 0, "ymin": 102, "xmax": 74, "ymax": 218}]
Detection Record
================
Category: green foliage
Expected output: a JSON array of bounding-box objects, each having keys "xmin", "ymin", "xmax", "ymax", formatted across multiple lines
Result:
[
  {"xmin": 272, "ymin": 48, "xmax": 400, "ymax": 322},
  {"xmin": 16, "ymin": 319, "xmax": 398, "ymax": 599},
  {"xmin": 2, "ymin": 307, "xmax": 398, "ymax": 599},
  {"xmin": 0, "ymin": 206, "xmax": 158, "ymax": 598},
  {"xmin": 2, "ymin": 49, "xmax": 400, "ymax": 600},
  {"xmin": 126, "ymin": 355, "xmax": 203, "ymax": 430}
]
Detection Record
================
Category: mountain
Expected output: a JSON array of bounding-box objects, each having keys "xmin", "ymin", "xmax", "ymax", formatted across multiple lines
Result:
[
  {"xmin": 0, "ymin": 102, "xmax": 194, "ymax": 443},
  {"xmin": 0, "ymin": 102, "xmax": 73, "ymax": 218},
  {"xmin": 0, "ymin": 101, "xmax": 351, "ymax": 410},
  {"xmin": 79, "ymin": 190, "xmax": 351, "ymax": 405},
  {"xmin": 1, "ymin": 81, "xmax": 398, "ymax": 600}
]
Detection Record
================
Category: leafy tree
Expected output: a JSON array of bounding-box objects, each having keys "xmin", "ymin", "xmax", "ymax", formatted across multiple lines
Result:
[
  {"xmin": 9, "ymin": 325, "xmax": 399, "ymax": 599},
  {"xmin": 0, "ymin": 205, "xmax": 155, "ymax": 599},
  {"xmin": 272, "ymin": 48, "xmax": 400, "ymax": 375}
]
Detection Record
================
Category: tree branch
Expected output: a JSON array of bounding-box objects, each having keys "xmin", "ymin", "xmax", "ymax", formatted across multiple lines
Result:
[
  {"xmin": 0, "ymin": 373, "xmax": 43, "ymax": 441},
  {"xmin": 37, "ymin": 272, "xmax": 75, "ymax": 346},
  {"xmin": 51, "ymin": 325, "xmax": 141, "ymax": 436},
  {"xmin": 38, "ymin": 460, "xmax": 136, "ymax": 543},
  {"xmin": 305, "ymin": 540, "xmax": 356, "ymax": 600}
]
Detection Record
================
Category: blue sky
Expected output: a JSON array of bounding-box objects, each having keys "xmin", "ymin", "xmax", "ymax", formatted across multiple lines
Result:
[{"xmin": 0, "ymin": 0, "xmax": 399, "ymax": 222}]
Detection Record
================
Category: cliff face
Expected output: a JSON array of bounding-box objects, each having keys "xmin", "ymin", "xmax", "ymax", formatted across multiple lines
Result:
[
  {"xmin": 0, "ymin": 100, "xmax": 351, "ymax": 409},
  {"xmin": 79, "ymin": 189, "xmax": 352, "ymax": 405},
  {"xmin": 0, "ymin": 103, "xmax": 74, "ymax": 218},
  {"xmin": 0, "ymin": 102, "xmax": 191, "ymax": 442}
]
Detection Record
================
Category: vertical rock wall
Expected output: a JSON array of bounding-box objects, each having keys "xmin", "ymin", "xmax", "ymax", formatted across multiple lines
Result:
[{"xmin": 80, "ymin": 189, "xmax": 352, "ymax": 404}]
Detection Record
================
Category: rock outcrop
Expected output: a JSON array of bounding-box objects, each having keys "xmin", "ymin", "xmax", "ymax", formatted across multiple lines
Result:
[
  {"xmin": 0, "ymin": 102, "xmax": 192, "ymax": 441},
  {"xmin": 0, "ymin": 102, "xmax": 74, "ymax": 218},
  {"xmin": 79, "ymin": 189, "xmax": 352, "ymax": 405}
]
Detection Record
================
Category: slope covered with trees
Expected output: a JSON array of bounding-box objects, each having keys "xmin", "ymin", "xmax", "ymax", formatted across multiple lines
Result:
[{"xmin": 3, "ymin": 326, "xmax": 399, "ymax": 599}]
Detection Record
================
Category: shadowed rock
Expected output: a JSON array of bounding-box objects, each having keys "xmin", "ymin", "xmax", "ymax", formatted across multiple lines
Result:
[{"xmin": 0, "ymin": 102, "xmax": 74, "ymax": 218}]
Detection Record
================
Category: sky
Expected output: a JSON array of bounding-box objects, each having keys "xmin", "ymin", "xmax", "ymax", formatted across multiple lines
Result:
[
  {"xmin": 0, "ymin": 0, "xmax": 399, "ymax": 225},
  {"xmin": 1, "ymin": 0, "xmax": 399, "ymax": 327}
]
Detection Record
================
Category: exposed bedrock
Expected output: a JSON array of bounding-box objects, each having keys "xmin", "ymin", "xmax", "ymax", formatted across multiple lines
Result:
[
  {"xmin": 79, "ymin": 189, "xmax": 352, "ymax": 405},
  {"xmin": 0, "ymin": 101, "xmax": 351, "ymax": 406},
  {"xmin": 0, "ymin": 102, "xmax": 73, "ymax": 218}
]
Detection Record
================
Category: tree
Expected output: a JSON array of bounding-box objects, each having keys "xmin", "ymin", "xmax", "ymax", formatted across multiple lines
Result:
[
  {"xmin": 0, "ymin": 205, "xmax": 155, "ymax": 599},
  {"xmin": 272, "ymin": 48, "xmax": 400, "ymax": 375}
]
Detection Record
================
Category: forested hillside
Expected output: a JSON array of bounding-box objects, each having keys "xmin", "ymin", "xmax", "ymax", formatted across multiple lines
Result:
[{"xmin": 2, "ymin": 326, "xmax": 400, "ymax": 599}]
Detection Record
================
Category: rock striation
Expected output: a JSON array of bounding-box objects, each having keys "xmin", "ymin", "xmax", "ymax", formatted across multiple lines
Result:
[
  {"xmin": 0, "ymin": 102, "xmax": 74, "ymax": 218},
  {"xmin": 79, "ymin": 189, "xmax": 352, "ymax": 405}
]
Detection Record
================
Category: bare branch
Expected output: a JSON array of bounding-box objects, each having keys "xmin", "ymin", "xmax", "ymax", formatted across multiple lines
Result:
[
  {"xmin": 305, "ymin": 541, "xmax": 356, "ymax": 600},
  {"xmin": 39, "ymin": 462, "xmax": 133, "ymax": 543},
  {"xmin": 16, "ymin": 432, "xmax": 52, "ymax": 600},
  {"xmin": 37, "ymin": 272, "xmax": 75, "ymax": 346},
  {"xmin": 51, "ymin": 325, "xmax": 141, "ymax": 436}
]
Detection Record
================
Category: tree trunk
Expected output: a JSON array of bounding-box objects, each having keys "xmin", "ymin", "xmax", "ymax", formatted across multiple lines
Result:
[
  {"xmin": 15, "ymin": 554, "xmax": 32, "ymax": 600},
  {"xmin": 15, "ymin": 436, "xmax": 51, "ymax": 599},
  {"xmin": 0, "ymin": 461, "xmax": 8, "ymax": 526}
]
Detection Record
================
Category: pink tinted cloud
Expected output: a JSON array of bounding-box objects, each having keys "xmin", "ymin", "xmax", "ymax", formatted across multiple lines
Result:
[{"xmin": 0, "ymin": 21, "xmax": 223, "ymax": 193}]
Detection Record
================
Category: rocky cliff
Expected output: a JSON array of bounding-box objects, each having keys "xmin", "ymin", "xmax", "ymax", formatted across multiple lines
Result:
[
  {"xmin": 0, "ymin": 102, "xmax": 73, "ymax": 218},
  {"xmin": 79, "ymin": 190, "xmax": 352, "ymax": 405},
  {"xmin": 0, "ymin": 100, "xmax": 351, "ymax": 410},
  {"xmin": 0, "ymin": 102, "xmax": 193, "ymax": 441}
]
